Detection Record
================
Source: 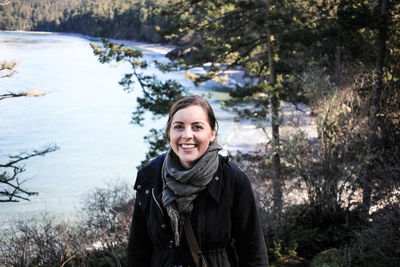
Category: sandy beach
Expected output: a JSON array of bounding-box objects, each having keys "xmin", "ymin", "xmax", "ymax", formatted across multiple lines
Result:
[
  {"xmin": 135, "ymin": 43, "xmax": 318, "ymax": 155},
  {"xmin": 222, "ymin": 103, "xmax": 317, "ymax": 154}
]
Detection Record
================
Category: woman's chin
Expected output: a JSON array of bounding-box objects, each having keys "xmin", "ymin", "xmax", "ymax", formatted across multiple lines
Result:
[{"xmin": 178, "ymin": 154, "xmax": 199, "ymax": 169}]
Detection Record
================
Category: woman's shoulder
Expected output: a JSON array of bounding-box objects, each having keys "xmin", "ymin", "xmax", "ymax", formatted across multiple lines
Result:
[
  {"xmin": 138, "ymin": 153, "xmax": 166, "ymax": 175},
  {"xmin": 134, "ymin": 153, "xmax": 166, "ymax": 190},
  {"xmin": 219, "ymin": 154, "xmax": 248, "ymax": 181},
  {"xmin": 219, "ymin": 155, "xmax": 255, "ymax": 197}
]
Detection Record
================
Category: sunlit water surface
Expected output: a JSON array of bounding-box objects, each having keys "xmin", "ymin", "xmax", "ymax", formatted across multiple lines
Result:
[{"xmin": 0, "ymin": 31, "xmax": 234, "ymax": 224}]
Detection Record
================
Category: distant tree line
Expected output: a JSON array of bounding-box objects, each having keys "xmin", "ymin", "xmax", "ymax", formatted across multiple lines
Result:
[{"xmin": 0, "ymin": 0, "xmax": 169, "ymax": 42}]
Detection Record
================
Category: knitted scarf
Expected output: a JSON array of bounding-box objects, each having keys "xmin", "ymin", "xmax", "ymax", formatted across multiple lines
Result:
[{"xmin": 161, "ymin": 140, "xmax": 221, "ymax": 246}]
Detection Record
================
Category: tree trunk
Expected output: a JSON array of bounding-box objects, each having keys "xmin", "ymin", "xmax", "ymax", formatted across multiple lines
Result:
[
  {"xmin": 372, "ymin": 0, "xmax": 388, "ymax": 110},
  {"xmin": 266, "ymin": 0, "xmax": 283, "ymax": 214},
  {"xmin": 271, "ymin": 93, "xmax": 282, "ymax": 213},
  {"xmin": 362, "ymin": 0, "xmax": 388, "ymax": 215}
]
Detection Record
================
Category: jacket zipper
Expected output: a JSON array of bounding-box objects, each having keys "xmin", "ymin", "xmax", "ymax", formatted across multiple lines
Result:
[{"xmin": 152, "ymin": 188, "xmax": 164, "ymax": 216}]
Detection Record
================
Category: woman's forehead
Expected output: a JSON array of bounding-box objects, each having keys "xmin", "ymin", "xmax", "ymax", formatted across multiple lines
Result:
[{"xmin": 172, "ymin": 105, "xmax": 208, "ymax": 121}]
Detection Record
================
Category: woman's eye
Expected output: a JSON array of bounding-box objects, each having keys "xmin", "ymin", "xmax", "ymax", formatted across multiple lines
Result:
[
  {"xmin": 194, "ymin": 125, "xmax": 203, "ymax": 130},
  {"xmin": 174, "ymin": 125, "xmax": 183, "ymax": 129}
]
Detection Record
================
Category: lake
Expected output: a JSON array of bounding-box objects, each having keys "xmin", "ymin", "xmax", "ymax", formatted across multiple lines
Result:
[{"xmin": 0, "ymin": 31, "xmax": 238, "ymax": 223}]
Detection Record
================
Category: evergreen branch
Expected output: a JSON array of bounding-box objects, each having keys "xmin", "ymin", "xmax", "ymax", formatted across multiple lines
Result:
[{"xmin": 3, "ymin": 145, "xmax": 59, "ymax": 167}]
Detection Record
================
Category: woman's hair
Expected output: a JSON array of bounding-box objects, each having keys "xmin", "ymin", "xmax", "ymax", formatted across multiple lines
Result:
[{"xmin": 165, "ymin": 95, "xmax": 218, "ymax": 142}]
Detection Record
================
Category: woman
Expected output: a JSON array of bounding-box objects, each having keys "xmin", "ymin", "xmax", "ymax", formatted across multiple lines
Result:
[{"xmin": 127, "ymin": 96, "xmax": 268, "ymax": 267}]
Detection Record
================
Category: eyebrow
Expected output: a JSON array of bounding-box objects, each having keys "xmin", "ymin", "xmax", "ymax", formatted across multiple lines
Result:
[{"xmin": 172, "ymin": 121, "xmax": 206, "ymax": 125}]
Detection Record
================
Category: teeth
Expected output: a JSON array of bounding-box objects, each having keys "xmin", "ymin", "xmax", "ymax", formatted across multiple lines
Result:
[{"xmin": 182, "ymin": 144, "xmax": 196, "ymax": 149}]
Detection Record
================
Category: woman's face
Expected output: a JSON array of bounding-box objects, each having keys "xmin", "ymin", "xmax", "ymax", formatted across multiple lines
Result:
[{"xmin": 169, "ymin": 105, "xmax": 216, "ymax": 169}]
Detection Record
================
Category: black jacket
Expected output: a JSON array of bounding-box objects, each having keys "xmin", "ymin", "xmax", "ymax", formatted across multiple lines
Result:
[{"xmin": 127, "ymin": 153, "xmax": 269, "ymax": 267}]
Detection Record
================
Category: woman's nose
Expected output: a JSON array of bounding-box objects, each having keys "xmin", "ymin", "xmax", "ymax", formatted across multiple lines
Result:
[{"xmin": 182, "ymin": 128, "xmax": 193, "ymax": 139}]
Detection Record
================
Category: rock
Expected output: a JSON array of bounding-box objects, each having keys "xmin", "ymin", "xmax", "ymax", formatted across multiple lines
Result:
[{"xmin": 165, "ymin": 45, "xmax": 194, "ymax": 60}]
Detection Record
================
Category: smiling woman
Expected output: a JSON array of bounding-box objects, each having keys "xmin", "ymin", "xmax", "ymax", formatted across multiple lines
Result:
[
  {"xmin": 167, "ymin": 99, "xmax": 216, "ymax": 169},
  {"xmin": 127, "ymin": 95, "xmax": 269, "ymax": 267}
]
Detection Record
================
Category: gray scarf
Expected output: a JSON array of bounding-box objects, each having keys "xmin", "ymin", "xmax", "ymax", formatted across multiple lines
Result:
[{"xmin": 161, "ymin": 140, "xmax": 221, "ymax": 246}]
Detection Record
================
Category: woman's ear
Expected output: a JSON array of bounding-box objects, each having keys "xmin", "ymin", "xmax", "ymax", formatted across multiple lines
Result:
[{"xmin": 210, "ymin": 129, "xmax": 216, "ymax": 143}]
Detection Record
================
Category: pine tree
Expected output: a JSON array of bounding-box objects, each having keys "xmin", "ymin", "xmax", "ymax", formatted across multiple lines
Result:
[
  {"xmin": 91, "ymin": 39, "xmax": 186, "ymax": 167},
  {"xmin": 160, "ymin": 0, "xmax": 319, "ymax": 213}
]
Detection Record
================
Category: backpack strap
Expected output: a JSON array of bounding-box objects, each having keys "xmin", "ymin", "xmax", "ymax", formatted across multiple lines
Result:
[{"xmin": 183, "ymin": 216, "xmax": 208, "ymax": 267}]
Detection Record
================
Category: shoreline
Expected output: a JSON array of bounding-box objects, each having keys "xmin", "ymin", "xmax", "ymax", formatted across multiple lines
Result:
[
  {"xmin": 222, "ymin": 102, "xmax": 317, "ymax": 155},
  {"xmin": 1, "ymin": 30, "xmax": 317, "ymax": 155},
  {"xmin": 1, "ymin": 30, "xmax": 176, "ymax": 55}
]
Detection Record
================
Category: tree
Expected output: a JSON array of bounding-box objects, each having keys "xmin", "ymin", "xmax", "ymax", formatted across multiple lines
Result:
[
  {"xmin": 0, "ymin": 0, "xmax": 170, "ymax": 43},
  {"xmin": 90, "ymin": 39, "xmax": 186, "ymax": 167},
  {"xmin": 159, "ymin": 0, "xmax": 319, "ymax": 213},
  {"xmin": 330, "ymin": 0, "xmax": 398, "ymax": 215},
  {"xmin": 360, "ymin": 0, "xmax": 389, "ymax": 215},
  {"xmin": 0, "ymin": 60, "xmax": 59, "ymax": 202}
]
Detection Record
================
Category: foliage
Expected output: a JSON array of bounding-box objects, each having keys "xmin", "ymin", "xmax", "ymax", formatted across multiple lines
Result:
[
  {"xmin": 344, "ymin": 203, "xmax": 400, "ymax": 267},
  {"xmin": 282, "ymin": 76, "xmax": 399, "ymax": 263},
  {"xmin": 156, "ymin": 0, "xmax": 393, "ymax": 215},
  {"xmin": 91, "ymin": 39, "xmax": 186, "ymax": 167},
  {"xmin": 141, "ymin": 128, "xmax": 170, "ymax": 166},
  {"xmin": 310, "ymin": 203, "xmax": 400, "ymax": 267},
  {"xmin": 230, "ymin": 152, "xmax": 360, "ymax": 262},
  {"xmin": 232, "ymin": 61, "xmax": 400, "ymax": 264},
  {"xmin": 78, "ymin": 181, "xmax": 134, "ymax": 266},
  {"xmin": 81, "ymin": 180, "xmax": 134, "ymax": 237},
  {"xmin": 310, "ymin": 248, "xmax": 346, "ymax": 267},
  {"xmin": 158, "ymin": 0, "xmax": 318, "ymax": 214},
  {"xmin": 0, "ymin": 182, "xmax": 134, "ymax": 266},
  {"xmin": 0, "ymin": 0, "xmax": 170, "ymax": 43},
  {"xmin": 0, "ymin": 214, "xmax": 85, "ymax": 266}
]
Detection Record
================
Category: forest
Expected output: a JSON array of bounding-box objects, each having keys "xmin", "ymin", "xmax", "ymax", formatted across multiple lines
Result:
[
  {"xmin": 1, "ymin": 0, "xmax": 400, "ymax": 266},
  {"xmin": 0, "ymin": 0, "xmax": 169, "ymax": 42}
]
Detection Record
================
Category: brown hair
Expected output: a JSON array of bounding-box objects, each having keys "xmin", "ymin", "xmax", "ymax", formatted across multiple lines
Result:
[{"xmin": 165, "ymin": 95, "xmax": 218, "ymax": 142}]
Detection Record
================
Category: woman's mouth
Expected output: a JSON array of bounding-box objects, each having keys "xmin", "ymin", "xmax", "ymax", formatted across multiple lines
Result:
[{"xmin": 180, "ymin": 144, "xmax": 197, "ymax": 149}]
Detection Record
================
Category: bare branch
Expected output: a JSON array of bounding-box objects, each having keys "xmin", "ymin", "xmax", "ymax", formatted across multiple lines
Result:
[
  {"xmin": 1, "ymin": 58, "xmax": 56, "ymax": 202},
  {"xmin": 0, "ymin": 89, "xmax": 49, "ymax": 101},
  {"xmin": 2, "ymin": 145, "xmax": 59, "ymax": 167},
  {"xmin": 0, "ymin": 145, "xmax": 59, "ymax": 202}
]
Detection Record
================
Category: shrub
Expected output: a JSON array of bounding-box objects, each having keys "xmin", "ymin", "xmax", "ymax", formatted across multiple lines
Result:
[
  {"xmin": 234, "ymin": 70, "xmax": 400, "ymax": 264},
  {"xmin": 0, "ymin": 214, "xmax": 85, "ymax": 266},
  {"xmin": 310, "ymin": 248, "xmax": 346, "ymax": 267},
  {"xmin": 0, "ymin": 181, "xmax": 135, "ymax": 266},
  {"xmin": 343, "ymin": 203, "xmax": 400, "ymax": 267}
]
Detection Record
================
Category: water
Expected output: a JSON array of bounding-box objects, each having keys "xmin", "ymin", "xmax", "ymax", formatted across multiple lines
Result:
[{"xmin": 0, "ymin": 31, "xmax": 235, "ymax": 223}]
